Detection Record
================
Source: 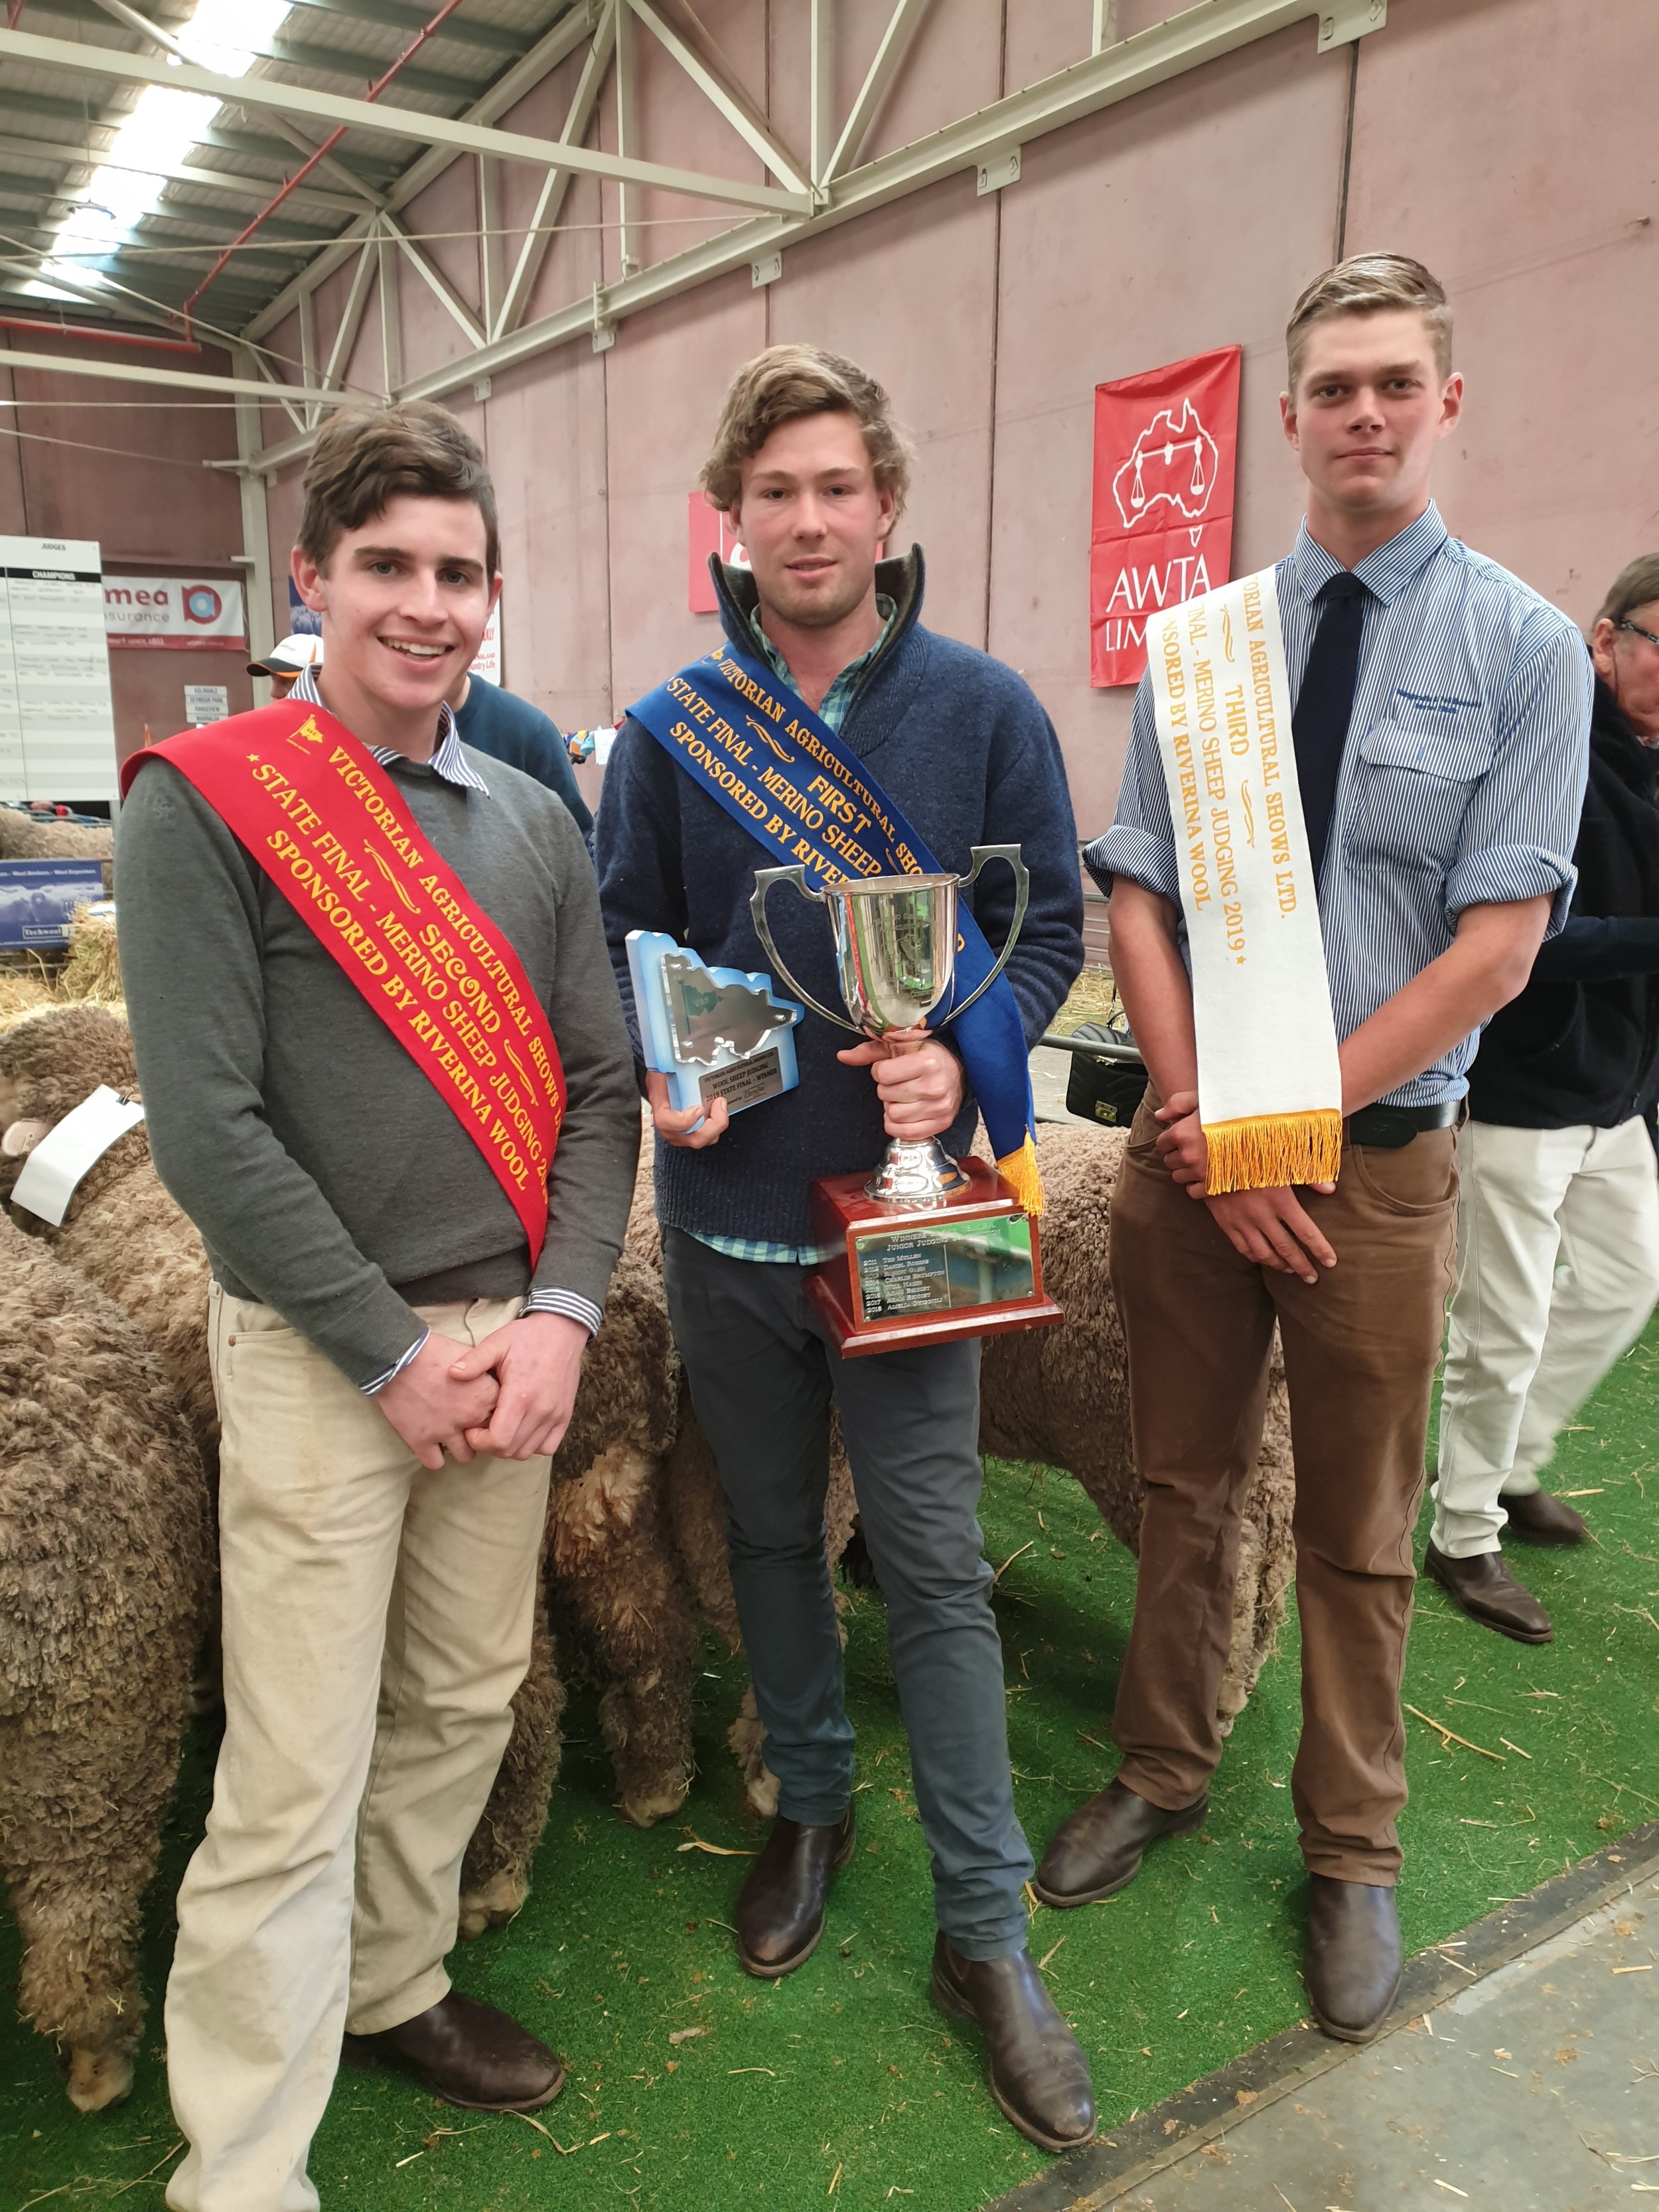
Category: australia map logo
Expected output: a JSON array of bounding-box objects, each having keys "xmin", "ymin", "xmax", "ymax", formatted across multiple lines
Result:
[{"xmin": 1112, "ymin": 397, "xmax": 1220, "ymax": 531}]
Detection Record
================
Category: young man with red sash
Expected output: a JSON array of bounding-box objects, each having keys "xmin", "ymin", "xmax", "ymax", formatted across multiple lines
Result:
[
  {"xmin": 115, "ymin": 402, "xmax": 640, "ymax": 2212},
  {"xmin": 1037, "ymin": 258, "xmax": 1590, "ymax": 2043},
  {"xmin": 597, "ymin": 346, "xmax": 1095, "ymax": 2152}
]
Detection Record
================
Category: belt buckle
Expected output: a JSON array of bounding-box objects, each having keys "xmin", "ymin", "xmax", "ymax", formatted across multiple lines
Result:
[{"xmin": 1352, "ymin": 1104, "xmax": 1419, "ymax": 1149}]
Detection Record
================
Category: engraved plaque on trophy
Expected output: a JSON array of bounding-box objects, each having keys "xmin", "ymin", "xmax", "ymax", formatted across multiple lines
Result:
[{"xmin": 751, "ymin": 849, "xmax": 1064, "ymax": 1357}]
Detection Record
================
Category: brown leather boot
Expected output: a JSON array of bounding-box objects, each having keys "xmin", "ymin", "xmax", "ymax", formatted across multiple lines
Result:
[
  {"xmin": 1303, "ymin": 1876, "xmax": 1402, "ymax": 2043},
  {"xmin": 341, "ymin": 1991, "xmax": 563, "ymax": 2112},
  {"xmin": 930, "ymin": 1935, "xmax": 1096, "ymax": 2152},
  {"xmin": 1424, "ymin": 1540, "xmax": 1553, "ymax": 1643},
  {"xmin": 735, "ymin": 1806, "xmax": 855, "ymax": 1979},
  {"xmin": 1033, "ymin": 1777, "xmax": 1208, "ymax": 1907},
  {"xmin": 1502, "ymin": 1487, "xmax": 1589, "ymax": 1545}
]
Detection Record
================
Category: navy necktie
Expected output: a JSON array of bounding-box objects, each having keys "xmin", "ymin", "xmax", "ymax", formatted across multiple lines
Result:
[{"xmin": 1292, "ymin": 571, "xmax": 1370, "ymax": 889}]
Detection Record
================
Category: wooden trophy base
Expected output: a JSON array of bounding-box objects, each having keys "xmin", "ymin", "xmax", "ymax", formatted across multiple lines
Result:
[{"xmin": 806, "ymin": 1154, "xmax": 1064, "ymax": 1358}]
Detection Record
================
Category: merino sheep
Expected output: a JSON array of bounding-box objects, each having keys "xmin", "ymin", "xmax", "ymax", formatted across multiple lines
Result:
[
  {"xmin": 0, "ymin": 1005, "xmax": 218, "ymax": 1483},
  {"xmin": 459, "ymin": 1167, "xmax": 695, "ymax": 1935},
  {"xmin": 979, "ymin": 1122, "xmax": 1295, "ymax": 1727},
  {"xmin": 0, "ymin": 1011, "xmax": 696, "ymax": 1939},
  {"xmin": 0, "ymin": 809, "xmax": 112, "ymax": 861},
  {"xmin": 0, "ymin": 1212, "xmax": 213, "ymax": 2112}
]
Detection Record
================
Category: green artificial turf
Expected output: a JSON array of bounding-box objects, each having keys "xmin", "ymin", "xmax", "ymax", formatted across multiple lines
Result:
[{"xmin": 7, "ymin": 1325, "xmax": 1659, "ymax": 2212}]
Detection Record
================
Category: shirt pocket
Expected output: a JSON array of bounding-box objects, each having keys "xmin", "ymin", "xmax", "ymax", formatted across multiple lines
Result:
[{"xmin": 1344, "ymin": 700, "xmax": 1495, "ymax": 873}]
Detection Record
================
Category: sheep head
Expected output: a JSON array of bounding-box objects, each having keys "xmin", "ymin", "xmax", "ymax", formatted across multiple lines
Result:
[{"xmin": 0, "ymin": 1006, "xmax": 139, "ymax": 1203}]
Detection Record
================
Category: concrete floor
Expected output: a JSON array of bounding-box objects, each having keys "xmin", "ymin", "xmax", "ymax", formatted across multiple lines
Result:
[
  {"xmin": 1029, "ymin": 1042, "xmax": 1104, "ymax": 1128},
  {"xmin": 995, "ymin": 1836, "xmax": 1659, "ymax": 2212},
  {"xmin": 1120, "ymin": 1883, "xmax": 1658, "ymax": 2210}
]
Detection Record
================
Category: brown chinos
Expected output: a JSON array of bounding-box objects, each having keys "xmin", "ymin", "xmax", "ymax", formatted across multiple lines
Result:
[{"xmin": 1108, "ymin": 1094, "xmax": 1459, "ymax": 1884}]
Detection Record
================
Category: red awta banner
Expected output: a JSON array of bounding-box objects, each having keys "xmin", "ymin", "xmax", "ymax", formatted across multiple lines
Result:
[{"xmin": 1090, "ymin": 344, "xmax": 1242, "ymax": 689}]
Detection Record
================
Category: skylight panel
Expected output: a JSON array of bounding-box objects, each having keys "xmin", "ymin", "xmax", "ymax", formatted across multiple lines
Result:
[{"xmin": 25, "ymin": 0, "xmax": 293, "ymax": 304}]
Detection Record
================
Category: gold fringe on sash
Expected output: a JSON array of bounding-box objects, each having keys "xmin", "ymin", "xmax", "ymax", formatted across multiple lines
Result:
[
  {"xmin": 996, "ymin": 1133, "xmax": 1046, "ymax": 1218},
  {"xmin": 1202, "ymin": 1109, "xmax": 1343, "ymax": 1197}
]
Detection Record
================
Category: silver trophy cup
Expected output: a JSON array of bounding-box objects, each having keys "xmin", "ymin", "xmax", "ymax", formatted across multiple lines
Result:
[{"xmin": 750, "ymin": 844, "xmax": 1030, "ymax": 1207}]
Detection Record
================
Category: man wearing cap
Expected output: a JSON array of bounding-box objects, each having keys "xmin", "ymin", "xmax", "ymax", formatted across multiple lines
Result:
[{"xmin": 247, "ymin": 631, "xmax": 324, "ymax": 699}]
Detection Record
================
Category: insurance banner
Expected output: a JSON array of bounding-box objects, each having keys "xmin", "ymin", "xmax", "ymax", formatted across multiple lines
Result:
[
  {"xmin": 1089, "ymin": 344, "xmax": 1241, "ymax": 690},
  {"xmin": 104, "ymin": 575, "xmax": 247, "ymax": 650}
]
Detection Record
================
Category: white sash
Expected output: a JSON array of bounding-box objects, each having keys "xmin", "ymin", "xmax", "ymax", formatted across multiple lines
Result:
[{"xmin": 1146, "ymin": 567, "xmax": 1343, "ymax": 1193}]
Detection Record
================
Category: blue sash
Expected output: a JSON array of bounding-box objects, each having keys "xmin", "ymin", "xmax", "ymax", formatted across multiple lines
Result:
[{"xmin": 627, "ymin": 634, "xmax": 1043, "ymax": 1212}]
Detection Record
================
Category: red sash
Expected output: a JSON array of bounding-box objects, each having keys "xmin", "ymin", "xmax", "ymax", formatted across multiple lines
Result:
[{"xmin": 121, "ymin": 701, "xmax": 565, "ymax": 1264}]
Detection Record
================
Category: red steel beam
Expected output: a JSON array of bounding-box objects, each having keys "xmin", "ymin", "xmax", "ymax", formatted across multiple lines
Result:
[{"xmin": 180, "ymin": 0, "xmax": 470, "ymax": 331}]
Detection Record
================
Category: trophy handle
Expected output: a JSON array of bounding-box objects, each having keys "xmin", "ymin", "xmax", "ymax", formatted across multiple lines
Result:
[
  {"xmin": 750, "ymin": 866, "xmax": 863, "ymax": 1034},
  {"xmin": 942, "ymin": 844, "xmax": 1031, "ymax": 1025}
]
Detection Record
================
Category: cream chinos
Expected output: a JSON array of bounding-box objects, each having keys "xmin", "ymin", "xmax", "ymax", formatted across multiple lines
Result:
[
  {"xmin": 164, "ymin": 1287, "xmax": 552, "ymax": 2212},
  {"xmin": 1433, "ymin": 1116, "xmax": 1659, "ymax": 1557}
]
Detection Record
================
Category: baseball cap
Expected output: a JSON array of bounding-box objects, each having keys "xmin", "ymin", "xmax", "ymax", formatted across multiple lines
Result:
[{"xmin": 248, "ymin": 633, "xmax": 325, "ymax": 678}]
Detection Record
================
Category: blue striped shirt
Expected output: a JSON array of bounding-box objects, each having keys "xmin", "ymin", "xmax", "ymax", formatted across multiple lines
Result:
[
  {"xmin": 1084, "ymin": 504, "xmax": 1591, "ymax": 1108},
  {"xmin": 288, "ymin": 665, "xmax": 604, "ymax": 1392}
]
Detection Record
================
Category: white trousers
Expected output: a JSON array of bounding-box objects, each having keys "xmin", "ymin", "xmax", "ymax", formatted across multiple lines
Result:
[
  {"xmin": 164, "ymin": 1288, "xmax": 551, "ymax": 2212},
  {"xmin": 1433, "ymin": 1116, "xmax": 1659, "ymax": 1557}
]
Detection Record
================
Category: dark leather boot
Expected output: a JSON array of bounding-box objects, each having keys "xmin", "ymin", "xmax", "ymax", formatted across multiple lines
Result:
[
  {"xmin": 1303, "ymin": 1875, "xmax": 1402, "ymax": 2043},
  {"xmin": 735, "ymin": 1806, "xmax": 855, "ymax": 1978},
  {"xmin": 1424, "ymin": 1540, "xmax": 1553, "ymax": 1643},
  {"xmin": 1033, "ymin": 1777, "xmax": 1208, "ymax": 1907},
  {"xmin": 341, "ymin": 1991, "xmax": 563, "ymax": 2112},
  {"xmin": 930, "ymin": 1935, "xmax": 1095, "ymax": 2152},
  {"xmin": 1502, "ymin": 1487, "xmax": 1588, "ymax": 1545}
]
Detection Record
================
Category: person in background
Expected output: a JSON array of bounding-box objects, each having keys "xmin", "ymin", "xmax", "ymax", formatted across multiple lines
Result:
[
  {"xmin": 1428, "ymin": 553, "xmax": 1659, "ymax": 1640},
  {"xmin": 246, "ymin": 631, "xmax": 324, "ymax": 700},
  {"xmin": 445, "ymin": 666, "xmax": 594, "ymax": 842}
]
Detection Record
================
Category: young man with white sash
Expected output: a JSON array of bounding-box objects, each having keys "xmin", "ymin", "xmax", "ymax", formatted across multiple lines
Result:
[
  {"xmin": 597, "ymin": 346, "xmax": 1094, "ymax": 2150},
  {"xmin": 1037, "ymin": 257, "xmax": 1590, "ymax": 2041},
  {"xmin": 116, "ymin": 403, "xmax": 640, "ymax": 2211}
]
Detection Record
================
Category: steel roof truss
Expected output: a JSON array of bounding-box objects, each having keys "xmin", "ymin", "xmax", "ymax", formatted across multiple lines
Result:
[
  {"xmin": 0, "ymin": 25, "xmax": 816, "ymax": 216},
  {"xmin": 622, "ymin": 0, "xmax": 812, "ymax": 201},
  {"xmin": 491, "ymin": 0, "xmax": 613, "ymax": 342}
]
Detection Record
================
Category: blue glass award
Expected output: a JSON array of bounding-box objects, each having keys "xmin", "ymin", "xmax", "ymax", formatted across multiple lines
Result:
[{"xmin": 625, "ymin": 928, "xmax": 802, "ymax": 1116}]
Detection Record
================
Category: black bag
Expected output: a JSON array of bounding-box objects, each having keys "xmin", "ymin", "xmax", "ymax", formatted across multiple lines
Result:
[{"xmin": 1064, "ymin": 1020, "xmax": 1149, "ymax": 1130}]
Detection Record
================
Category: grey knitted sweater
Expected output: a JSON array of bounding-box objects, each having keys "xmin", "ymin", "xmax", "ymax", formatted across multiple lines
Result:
[{"xmin": 116, "ymin": 744, "xmax": 640, "ymax": 1388}]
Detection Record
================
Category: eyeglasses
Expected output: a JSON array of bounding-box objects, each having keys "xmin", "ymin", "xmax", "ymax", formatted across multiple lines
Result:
[{"xmin": 1617, "ymin": 618, "xmax": 1659, "ymax": 650}]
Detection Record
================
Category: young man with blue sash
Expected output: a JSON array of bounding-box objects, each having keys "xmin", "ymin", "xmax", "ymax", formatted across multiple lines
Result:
[
  {"xmin": 597, "ymin": 345, "xmax": 1092, "ymax": 2150},
  {"xmin": 1038, "ymin": 257, "xmax": 1590, "ymax": 2044}
]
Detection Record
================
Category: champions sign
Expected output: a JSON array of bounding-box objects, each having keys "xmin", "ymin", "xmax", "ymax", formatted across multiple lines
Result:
[
  {"xmin": 120, "ymin": 701, "xmax": 565, "ymax": 1258},
  {"xmin": 1090, "ymin": 344, "xmax": 1242, "ymax": 689}
]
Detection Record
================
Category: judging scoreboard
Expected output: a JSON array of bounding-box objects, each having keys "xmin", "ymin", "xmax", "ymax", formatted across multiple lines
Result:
[{"xmin": 0, "ymin": 535, "xmax": 117, "ymax": 804}]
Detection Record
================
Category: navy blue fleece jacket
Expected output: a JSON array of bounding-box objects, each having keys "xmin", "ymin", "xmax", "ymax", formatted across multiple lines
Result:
[{"xmin": 595, "ymin": 548, "xmax": 1085, "ymax": 1247}]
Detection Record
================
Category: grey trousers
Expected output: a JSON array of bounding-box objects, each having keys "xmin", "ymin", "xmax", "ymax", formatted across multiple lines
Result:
[{"xmin": 662, "ymin": 1227, "xmax": 1032, "ymax": 1958}]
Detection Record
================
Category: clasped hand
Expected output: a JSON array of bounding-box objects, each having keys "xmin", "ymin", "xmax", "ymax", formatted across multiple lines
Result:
[
  {"xmin": 648, "ymin": 1031, "xmax": 964, "ymax": 1148},
  {"xmin": 1153, "ymin": 1090, "xmax": 1337, "ymax": 1286},
  {"xmin": 376, "ymin": 1310, "xmax": 589, "ymax": 1469}
]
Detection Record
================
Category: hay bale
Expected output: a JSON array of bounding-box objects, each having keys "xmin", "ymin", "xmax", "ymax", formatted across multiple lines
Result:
[
  {"xmin": 56, "ymin": 907, "xmax": 123, "ymax": 1005},
  {"xmin": 0, "ymin": 967, "xmax": 58, "ymax": 1030}
]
